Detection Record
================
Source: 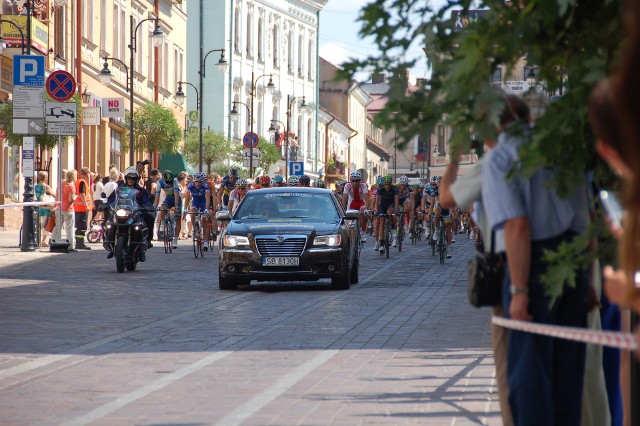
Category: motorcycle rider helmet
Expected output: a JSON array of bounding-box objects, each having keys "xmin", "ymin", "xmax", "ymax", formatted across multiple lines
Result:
[
  {"xmin": 298, "ymin": 175, "xmax": 311, "ymax": 186},
  {"xmin": 163, "ymin": 170, "xmax": 174, "ymax": 182},
  {"xmin": 124, "ymin": 167, "xmax": 139, "ymax": 181},
  {"xmin": 350, "ymin": 172, "xmax": 362, "ymax": 181},
  {"xmin": 193, "ymin": 171, "xmax": 207, "ymax": 182},
  {"xmin": 399, "ymin": 175, "xmax": 409, "ymax": 185},
  {"xmin": 229, "ymin": 168, "xmax": 239, "ymax": 178},
  {"xmin": 315, "ymin": 179, "xmax": 326, "ymax": 188},
  {"xmin": 273, "ymin": 174, "xmax": 284, "ymax": 183}
]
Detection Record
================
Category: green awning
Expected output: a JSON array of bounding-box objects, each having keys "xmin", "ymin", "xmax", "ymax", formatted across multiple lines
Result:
[{"xmin": 158, "ymin": 152, "xmax": 196, "ymax": 175}]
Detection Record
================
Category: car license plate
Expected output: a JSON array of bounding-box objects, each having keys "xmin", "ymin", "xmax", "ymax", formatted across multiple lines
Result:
[{"xmin": 262, "ymin": 257, "xmax": 299, "ymax": 266}]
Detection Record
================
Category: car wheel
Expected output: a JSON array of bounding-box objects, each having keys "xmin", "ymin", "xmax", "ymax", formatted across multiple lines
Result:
[
  {"xmin": 331, "ymin": 268, "xmax": 351, "ymax": 290},
  {"xmin": 218, "ymin": 270, "xmax": 238, "ymax": 290},
  {"xmin": 349, "ymin": 257, "xmax": 359, "ymax": 284}
]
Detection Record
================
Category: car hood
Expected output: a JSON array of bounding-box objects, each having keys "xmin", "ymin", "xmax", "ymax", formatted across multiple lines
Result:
[{"xmin": 227, "ymin": 219, "xmax": 342, "ymax": 236}]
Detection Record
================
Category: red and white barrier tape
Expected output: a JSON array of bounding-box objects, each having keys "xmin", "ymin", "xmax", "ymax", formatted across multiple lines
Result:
[
  {"xmin": 0, "ymin": 201, "xmax": 60, "ymax": 209},
  {"xmin": 492, "ymin": 316, "xmax": 637, "ymax": 350}
]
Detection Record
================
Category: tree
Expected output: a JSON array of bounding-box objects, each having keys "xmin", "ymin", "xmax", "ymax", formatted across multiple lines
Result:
[
  {"xmin": 256, "ymin": 137, "xmax": 281, "ymax": 175},
  {"xmin": 182, "ymin": 129, "xmax": 233, "ymax": 173},
  {"xmin": 340, "ymin": 0, "xmax": 622, "ymax": 301},
  {"xmin": 122, "ymin": 103, "xmax": 181, "ymax": 155},
  {"xmin": 0, "ymin": 92, "xmax": 83, "ymax": 149}
]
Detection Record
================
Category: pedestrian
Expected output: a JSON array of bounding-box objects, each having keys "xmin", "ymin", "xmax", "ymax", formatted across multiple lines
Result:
[
  {"xmin": 10, "ymin": 0, "xmax": 21, "ymax": 15},
  {"xmin": 2, "ymin": 0, "xmax": 12, "ymax": 15},
  {"xmin": 144, "ymin": 168, "xmax": 160, "ymax": 205},
  {"xmin": 92, "ymin": 173, "xmax": 104, "ymax": 221},
  {"xmin": 35, "ymin": 171, "xmax": 56, "ymax": 248},
  {"xmin": 481, "ymin": 94, "xmax": 591, "ymax": 426},
  {"xmin": 178, "ymin": 173, "xmax": 190, "ymax": 239},
  {"xmin": 73, "ymin": 167, "xmax": 93, "ymax": 250},
  {"xmin": 52, "ymin": 170, "xmax": 77, "ymax": 251}
]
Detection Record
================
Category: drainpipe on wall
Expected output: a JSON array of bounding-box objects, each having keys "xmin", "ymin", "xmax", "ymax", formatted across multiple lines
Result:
[
  {"xmin": 75, "ymin": 0, "xmax": 83, "ymax": 169},
  {"xmin": 347, "ymin": 129, "xmax": 358, "ymax": 175},
  {"xmin": 314, "ymin": 10, "xmax": 320, "ymax": 175},
  {"xmin": 152, "ymin": 0, "xmax": 160, "ymax": 168},
  {"xmin": 324, "ymin": 114, "xmax": 335, "ymax": 177},
  {"xmin": 227, "ymin": 0, "xmax": 234, "ymax": 144}
]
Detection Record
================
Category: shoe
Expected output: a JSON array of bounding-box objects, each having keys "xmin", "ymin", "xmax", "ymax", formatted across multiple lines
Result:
[
  {"xmin": 77, "ymin": 244, "xmax": 92, "ymax": 250},
  {"xmin": 106, "ymin": 251, "xmax": 114, "ymax": 259},
  {"xmin": 392, "ymin": 238, "xmax": 397, "ymax": 248},
  {"xmin": 147, "ymin": 241, "xmax": 153, "ymax": 248},
  {"xmin": 361, "ymin": 234, "xmax": 367, "ymax": 243},
  {"xmin": 40, "ymin": 242, "xmax": 49, "ymax": 247},
  {"xmin": 451, "ymin": 239, "xmax": 456, "ymax": 244},
  {"xmin": 379, "ymin": 241, "xmax": 385, "ymax": 253},
  {"xmin": 432, "ymin": 229, "xmax": 440, "ymax": 241},
  {"xmin": 374, "ymin": 241, "xmax": 380, "ymax": 251},
  {"xmin": 173, "ymin": 237, "xmax": 178, "ymax": 249},
  {"xmin": 203, "ymin": 246, "xmax": 208, "ymax": 252},
  {"xmin": 68, "ymin": 248, "xmax": 78, "ymax": 252},
  {"xmin": 446, "ymin": 245, "xmax": 452, "ymax": 259},
  {"xmin": 139, "ymin": 252, "xmax": 146, "ymax": 262}
]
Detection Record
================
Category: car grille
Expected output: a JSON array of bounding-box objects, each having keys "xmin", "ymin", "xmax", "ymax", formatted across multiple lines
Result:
[{"xmin": 256, "ymin": 237, "xmax": 306, "ymax": 257}]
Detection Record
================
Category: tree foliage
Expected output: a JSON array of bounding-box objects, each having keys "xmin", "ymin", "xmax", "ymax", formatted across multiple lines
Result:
[
  {"xmin": 182, "ymin": 129, "xmax": 233, "ymax": 173},
  {"xmin": 340, "ymin": 0, "xmax": 623, "ymax": 302},
  {"xmin": 0, "ymin": 92, "xmax": 83, "ymax": 149},
  {"xmin": 122, "ymin": 103, "xmax": 181, "ymax": 155},
  {"xmin": 256, "ymin": 137, "xmax": 281, "ymax": 175}
]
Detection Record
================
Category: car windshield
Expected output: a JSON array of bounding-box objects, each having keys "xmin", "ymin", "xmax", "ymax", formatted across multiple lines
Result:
[{"xmin": 234, "ymin": 191, "xmax": 340, "ymax": 220}]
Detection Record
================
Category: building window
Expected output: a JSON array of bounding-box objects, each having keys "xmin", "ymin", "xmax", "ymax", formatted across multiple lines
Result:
[
  {"xmin": 273, "ymin": 25, "xmax": 279, "ymax": 68},
  {"xmin": 307, "ymin": 117, "xmax": 312, "ymax": 159},
  {"xmin": 54, "ymin": 6, "xmax": 66, "ymax": 57},
  {"xmin": 297, "ymin": 115, "xmax": 303, "ymax": 156},
  {"xmin": 246, "ymin": 96, "xmax": 251, "ymax": 132},
  {"xmin": 287, "ymin": 30, "xmax": 293, "ymax": 73},
  {"xmin": 491, "ymin": 68, "xmax": 502, "ymax": 84},
  {"xmin": 246, "ymin": 12, "xmax": 252, "ymax": 57},
  {"xmin": 257, "ymin": 100, "xmax": 263, "ymax": 135},
  {"xmin": 257, "ymin": 17, "xmax": 263, "ymax": 61},
  {"xmin": 307, "ymin": 39, "xmax": 314, "ymax": 80},
  {"xmin": 83, "ymin": 0, "xmax": 93, "ymax": 41},
  {"xmin": 100, "ymin": 0, "xmax": 106, "ymax": 50},
  {"xmin": 234, "ymin": 8, "xmax": 241, "ymax": 54},
  {"xmin": 298, "ymin": 33, "xmax": 303, "ymax": 76},
  {"xmin": 110, "ymin": 129, "xmax": 122, "ymax": 171},
  {"xmin": 437, "ymin": 125, "xmax": 445, "ymax": 155}
]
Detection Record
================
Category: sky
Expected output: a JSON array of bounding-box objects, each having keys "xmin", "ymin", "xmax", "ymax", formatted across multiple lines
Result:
[{"xmin": 318, "ymin": 0, "xmax": 431, "ymax": 83}]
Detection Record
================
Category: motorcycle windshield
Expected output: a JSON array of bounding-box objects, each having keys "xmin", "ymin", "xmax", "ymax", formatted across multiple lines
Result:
[{"xmin": 114, "ymin": 187, "xmax": 139, "ymax": 211}]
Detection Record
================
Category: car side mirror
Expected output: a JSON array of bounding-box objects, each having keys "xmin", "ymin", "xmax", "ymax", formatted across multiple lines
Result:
[
  {"xmin": 216, "ymin": 211, "xmax": 231, "ymax": 222},
  {"xmin": 344, "ymin": 209, "xmax": 360, "ymax": 220}
]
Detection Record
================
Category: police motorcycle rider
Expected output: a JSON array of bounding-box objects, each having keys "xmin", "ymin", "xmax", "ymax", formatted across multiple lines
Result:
[{"xmin": 104, "ymin": 167, "xmax": 155, "ymax": 259}]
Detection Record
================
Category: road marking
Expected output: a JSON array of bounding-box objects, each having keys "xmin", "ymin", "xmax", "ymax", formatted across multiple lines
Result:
[
  {"xmin": 215, "ymin": 350, "xmax": 340, "ymax": 426},
  {"xmin": 63, "ymin": 351, "xmax": 234, "ymax": 426}
]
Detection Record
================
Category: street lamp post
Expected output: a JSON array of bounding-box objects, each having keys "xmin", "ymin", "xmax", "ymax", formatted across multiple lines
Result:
[
  {"xmin": 268, "ymin": 119, "xmax": 286, "ymax": 173},
  {"xmin": 198, "ymin": 48, "xmax": 227, "ymax": 172},
  {"xmin": 284, "ymin": 95, "xmax": 309, "ymax": 180},
  {"xmin": 128, "ymin": 16, "xmax": 163, "ymax": 167},
  {"xmin": 393, "ymin": 130, "xmax": 398, "ymax": 182},
  {"xmin": 246, "ymin": 72, "xmax": 275, "ymax": 177},
  {"xmin": 229, "ymin": 101, "xmax": 250, "ymax": 169},
  {"xmin": 174, "ymin": 81, "xmax": 199, "ymax": 161}
]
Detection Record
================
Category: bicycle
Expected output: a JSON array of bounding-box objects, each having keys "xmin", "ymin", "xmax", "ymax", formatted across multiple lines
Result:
[
  {"xmin": 189, "ymin": 211, "xmax": 207, "ymax": 258},
  {"xmin": 409, "ymin": 210, "xmax": 423, "ymax": 244},
  {"xmin": 159, "ymin": 207, "xmax": 176, "ymax": 254},
  {"xmin": 87, "ymin": 219, "xmax": 106, "ymax": 243},
  {"xmin": 396, "ymin": 206, "xmax": 406, "ymax": 252},
  {"xmin": 378, "ymin": 213, "xmax": 395, "ymax": 259},
  {"xmin": 427, "ymin": 217, "xmax": 436, "ymax": 256}
]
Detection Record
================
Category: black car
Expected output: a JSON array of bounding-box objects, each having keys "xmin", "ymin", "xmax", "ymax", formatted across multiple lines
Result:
[{"xmin": 216, "ymin": 187, "xmax": 360, "ymax": 290}]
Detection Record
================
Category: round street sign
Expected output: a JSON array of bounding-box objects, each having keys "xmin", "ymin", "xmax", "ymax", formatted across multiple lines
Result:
[
  {"xmin": 46, "ymin": 70, "xmax": 76, "ymax": 102},
  {"xmin": 243, "ymin": 132, "xmax": 259, "ymax": 149}
]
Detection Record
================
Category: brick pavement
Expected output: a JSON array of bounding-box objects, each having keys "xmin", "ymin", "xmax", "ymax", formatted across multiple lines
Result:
[{"xmin": 0, "ymin": 229, "xmax": 500, "ymax": 425}]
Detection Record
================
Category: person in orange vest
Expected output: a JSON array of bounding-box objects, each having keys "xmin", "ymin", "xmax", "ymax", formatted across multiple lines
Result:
[{"xmin": 74, "ymin": 167, "xmax": 93, "ymax": 250}]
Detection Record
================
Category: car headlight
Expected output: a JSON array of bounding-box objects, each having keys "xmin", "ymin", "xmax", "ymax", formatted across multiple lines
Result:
[
  {"xmin": 313, "ymin": 234, "xmax": 341, "ymax": 246},
  {"xmin": 115, "ymin": 208, "xmax": 131, "ymax": 218},
  {"xmin": 224, "ymin": 235, "xmax": 250, "ymax": 247}
]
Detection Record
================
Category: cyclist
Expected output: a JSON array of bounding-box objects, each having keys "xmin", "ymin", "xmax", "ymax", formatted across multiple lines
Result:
[
  {"xmin": 184, "ymin": 172, "xmax": 213, "ymax": 250},
  {"xmin": 315, "ymin": 179, "xmax": 327, "ymax": 188},
  {"xmin": 424, "ymin": 176, "xmax": 453, "ymax": 258},
  {"xmin": 287, "ymin": 175, "xmax": 299, "ymax": 187},
  {"xmin": 342, "ymin": 172, "xmax": 369, "ymax": 242},
  {"xmin": 409, "ymin": 182, "xmax": 424, "ymax": 238},
  {"xmin": 375, "ymin": 175, "xmax": 399, "ymax": 251},
  {"xmin": 227, "ymin": 178, "xmax": 248, "ymax": 214},
  {"xmin": 154, "ymin": 170, "xmax": 182, "ymax": 249},
  {"xmin": 369, "ymin": 176, "xmax": 384, "ymax": 248},
  {"xmin": 397, "ymin": 175, "xmax": 412, "ymax": 234},
  {"xmin": 257, "ymin": 175, "xmax": 272, "ymax": 189},
  {"xmin": 298, "ymin": 175, "xmax": 311, "ymax": 187},
  {"xmin": 217, "ymin": 168, "xmax": 239, "ymax": 211},
  {"xmin": 273, "ymin": 174, "xmax": 285, "ymax": 187},
  {"xmin": 422, "ymin": 176, "xmax": 438, "ymax": 239}
]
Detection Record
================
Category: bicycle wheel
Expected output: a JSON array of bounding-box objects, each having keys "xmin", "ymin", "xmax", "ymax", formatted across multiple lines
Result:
[
  {"xmin": 385, "ymin": 223, "xmax": 391, "ymax": 259},
  {"xmin": 439, "ymin": 230, "xmax": 446, "ymax": 264},
  {"xmin": 397, "ymin": 224, "xmax": 403, "ymax": 252},
  {"xmin": 192, "ymin": 220, "xmax": 200, "ymax": 258}
]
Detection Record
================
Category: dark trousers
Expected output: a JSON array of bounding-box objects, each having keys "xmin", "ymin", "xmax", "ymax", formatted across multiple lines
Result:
[
  {"xmin": 74, "ymin": 211, "xmax": 89, "ymax": 241},
  {"xmin": 503, "ymin": 232, "xmax": 588, "ymax": 426}
]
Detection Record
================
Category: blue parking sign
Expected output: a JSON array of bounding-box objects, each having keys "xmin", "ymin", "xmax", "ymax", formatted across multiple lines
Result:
[
  {"xmin": 13, "ymin": 56, "xmax": 45, "ymax": 87},
  {"xmin": 289, "ymin": 162, "xmax": 304, "ymax": 176}
]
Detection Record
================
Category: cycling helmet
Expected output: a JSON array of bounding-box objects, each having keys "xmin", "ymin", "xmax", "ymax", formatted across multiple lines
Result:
[
  {"xmin": 287, "ymin": 175, "xmax": 299, "ymax": 185},
  {"xmin": 315, "ymin": 179, "xmax": 326, "ymax": 188},
  {"xmin": 273, "ymin": 174, "xmax": 284, "ymax": 183},
  {"xmin": 418, "ymin": 182, "xmax": 425, "ymax": 188},
  {"xmin": 350, "ymin": 171, "xmax": 362, "ymax": 180},
  {"xmin": 229, "ymin": 168, "xmax": 239, "ymax": 177},
  {"xmin": 336, "ymin": 179, "xmax": 347, "ymax": 187},
  {"xmin": 429, "ymin": 175, "xmax": 438, "ymax": 184},
  {"xmin": 163, "ymin": 170, "xmax": 174, "ymax": 181},
  {"xmin": 298, "ymin": 175, "xmax": 311, "ymax": 186},
  {"xmin": 270, "ymin": 178, "xmax": 276, "ymax": 186},
  {"xmin": 376, "ymin": 176, "xmax": 384, "ymax": 184},
  {"xmin": 124, "ymin": 167, "xmax": 139, "ymax": 180},
  {"xmin": 258, "ymin": 175, "xmax": 271, "ymax": 186},
  {"xmin": 412, "ymin": 183, "xmax": 421, "ymax": 189},
  {"xmin": 399, "ymin": 175, "xmax": 409, "ymax": 185},
  {"xmin": 383, "ymin": 176, "xmax": 393, "ymax": 183},
  {"xmin": 433, "ymin": 176, "xmax": 441, "ymax": 184},
  {"xmin": 235, "ymin": 178, "xmax": 247, "ymax": 187},
  {"xmin": 194, "ymin": 171, "xmax": 207, "ymax": 182}
]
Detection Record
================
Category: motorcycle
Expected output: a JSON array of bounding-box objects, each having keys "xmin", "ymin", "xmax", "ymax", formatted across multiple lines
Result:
[{"xmin": 104, "ymin": 186, "xmax": 151, "ymax": 273}]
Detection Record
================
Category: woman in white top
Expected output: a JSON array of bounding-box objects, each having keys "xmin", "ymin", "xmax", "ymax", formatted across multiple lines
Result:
[{"xmin": 92, "ymin": 173, "xmax": 104, "ymax": 221}]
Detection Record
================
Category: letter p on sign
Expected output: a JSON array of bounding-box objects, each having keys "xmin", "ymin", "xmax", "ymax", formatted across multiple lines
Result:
[{"xmin": 20, "ymin": 59, "xmax": 39, "ymax": 83}]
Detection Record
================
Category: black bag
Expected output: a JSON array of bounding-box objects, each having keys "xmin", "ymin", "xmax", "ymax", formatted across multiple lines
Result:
[{"xmin": 468, "ymin": 230, "xmax": 505, "ymax": 307}]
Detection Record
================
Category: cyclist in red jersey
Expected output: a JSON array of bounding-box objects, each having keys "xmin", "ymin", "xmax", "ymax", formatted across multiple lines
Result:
[{"xmin": 341, "ymin": 172, "xmax": 369, "ymax": 242}]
